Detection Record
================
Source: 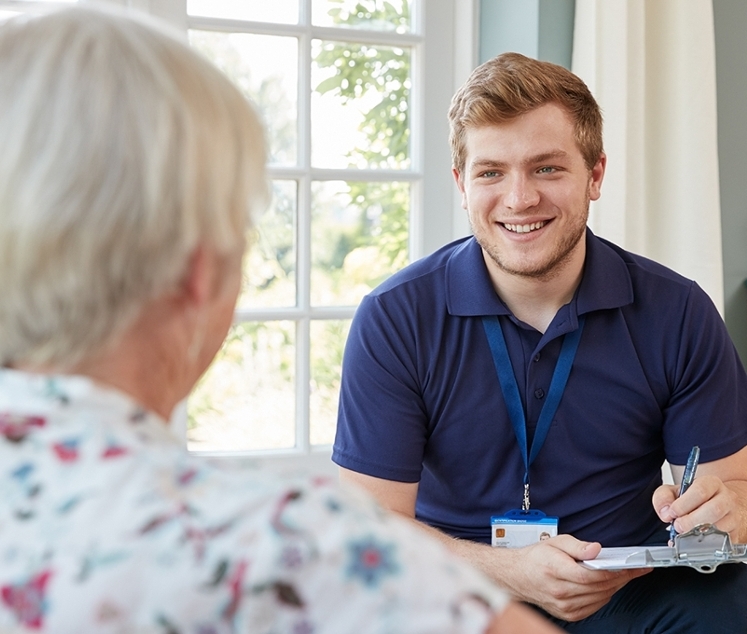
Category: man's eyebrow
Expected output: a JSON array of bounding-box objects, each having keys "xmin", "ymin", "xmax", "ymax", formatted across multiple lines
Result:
[
  {"xmin": 469, "ymin": 158, "xmax": 508, "ymax": 170},
  {"xmin": 468, "ymin": 150, "xmax": 570, "ymax": 170},
  {"xmin": 528, "ymin": 150, "xmax": 569, "ymax": 164}
]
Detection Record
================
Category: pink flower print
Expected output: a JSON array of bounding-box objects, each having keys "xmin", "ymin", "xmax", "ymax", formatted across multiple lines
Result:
[
  {"xmin": 0, "ymin": 570, "xmax": 53, "ymax": 629},
  {"xmin": 52, "ymin": 438, "xmax": 79, "ymax": 462},
  {"xmin": 101, "ymin": 443, "xmax": 128, "ymax": 459},
  {"xmin": 182, "ymin": 518, "xmax": 236, "ymax": 561},
  {"xmin": 0, "ymin": 413, "xmax": 45, "ymax": 443},
  {"xmin": 310, "ymin": 475, "xmax": 334, "ymax": 488},
  {"xmin": 222, "ymin": 560, "xmax": 248, "ymax": 622},
  {"xmin": 177, "ymin": 466, "xmax": 199, "ymax": 487}
]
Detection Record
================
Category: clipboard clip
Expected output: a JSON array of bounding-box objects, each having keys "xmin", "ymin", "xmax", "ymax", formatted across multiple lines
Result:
[
  {"xmin": 673, "ymin": 524, "xmax": 747, "ymax": 573},
  {"xmin": 643, "ymin": 524, "xmax": 747, "ymax": 573}
]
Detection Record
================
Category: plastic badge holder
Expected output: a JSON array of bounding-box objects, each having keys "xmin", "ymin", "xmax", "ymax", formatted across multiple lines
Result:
[
  {"xmin": 581, "ymin": 524, "xmax": 747, "ymax": 574},
  {"xmin": 491, "ymin": 509, "xmax": 558, "ymax": 548}
]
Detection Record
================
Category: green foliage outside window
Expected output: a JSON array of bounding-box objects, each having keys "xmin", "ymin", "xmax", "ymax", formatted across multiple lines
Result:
[{"xmin": 314, "ymin": 0, "xmax": 411, "ymax": 277}]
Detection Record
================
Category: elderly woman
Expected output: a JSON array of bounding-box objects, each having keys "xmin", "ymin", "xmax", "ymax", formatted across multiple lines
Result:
[{"xmin": 0, "ymin": 7, "xmax": 560, "ymax": 633}]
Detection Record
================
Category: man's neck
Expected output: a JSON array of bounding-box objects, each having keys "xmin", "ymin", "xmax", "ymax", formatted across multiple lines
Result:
[{"xmin": 484, "ymin": 245, "xmax": 586, "ymax": 334}]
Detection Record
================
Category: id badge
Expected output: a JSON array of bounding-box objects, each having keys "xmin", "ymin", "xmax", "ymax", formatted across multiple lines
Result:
[{"xmin": 491, "ymin": 509, "xmax": 558, "ymax": 548}]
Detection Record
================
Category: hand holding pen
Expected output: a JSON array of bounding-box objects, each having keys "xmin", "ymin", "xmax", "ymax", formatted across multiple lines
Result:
[{"xmin": 669, "ymin": 446, "xmax": 700, "ymax": 544}]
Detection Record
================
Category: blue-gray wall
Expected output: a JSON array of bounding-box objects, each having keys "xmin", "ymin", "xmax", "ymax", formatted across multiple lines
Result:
[
  {"xmin": 714, "ymin": 0, "xmax": 747, "ymax": 364},
  {"xmin": 479, "ymin": 0, "xmax": 575, "ymax": 68}
]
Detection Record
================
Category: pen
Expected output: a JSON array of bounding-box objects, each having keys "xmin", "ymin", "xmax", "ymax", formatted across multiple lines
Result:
[{"xmin": 669, "ymin": 445, "xmax": 700, "ymax": 544}]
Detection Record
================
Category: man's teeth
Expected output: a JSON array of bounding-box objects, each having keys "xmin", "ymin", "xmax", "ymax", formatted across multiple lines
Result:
[{"xmin": 503, "ymin": 221, "xmax": 547, "ymax": 234}]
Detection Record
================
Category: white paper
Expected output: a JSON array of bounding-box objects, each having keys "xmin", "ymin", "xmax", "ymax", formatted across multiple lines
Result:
[{"xmin": 580, "ymin": 546, "xmax": 673, "ymax": 570}]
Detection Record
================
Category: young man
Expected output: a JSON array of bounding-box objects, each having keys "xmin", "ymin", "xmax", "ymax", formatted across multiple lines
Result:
[{"xmin": 334, "ymin": 52, "xmax": 747, "ymax": 632}]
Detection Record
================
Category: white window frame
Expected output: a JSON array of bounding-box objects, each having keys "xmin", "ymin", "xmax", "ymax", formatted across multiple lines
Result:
[{"xmin": 1, "ymin": 0, "xmax": 480, "ymax": 473}]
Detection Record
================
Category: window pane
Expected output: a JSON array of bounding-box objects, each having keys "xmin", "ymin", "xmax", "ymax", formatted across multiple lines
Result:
[
  {"xmin": 311, "ymin": 180, "xmax": 409, "ymax": 306},
  {"xmin": 188, "ymin": 0, "xmax": 298, "ymax": 23},
  {"xmin": 312, "ymin": 0, "xmax": 412, "ymax": 33},
  {"xmin": 239, "ymin": 180, "xmax": 296, "ymax": 309},
  {"xmin": 312, "ymin": 40, "xmax": 410, "ymax": 169},
  {"xmin": 188, "ymin": 321, "xmax": 296, "ymax": 452},
  {"xmin": 310, "ymin": 319, "xmax": 351, "ymax": 446},
  {"xmin": 189, "ymin": 30, "xmax": 298, "ymax": 166}
]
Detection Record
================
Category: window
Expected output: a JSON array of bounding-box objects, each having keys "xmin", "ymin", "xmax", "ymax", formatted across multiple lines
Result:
[
  {"xmin": 3, "ymin": 0, "xmax": 474, "ymax": 464},
  {"xmin": 185, "ymin": 1, "xmax": 419, "ymax": 457}
]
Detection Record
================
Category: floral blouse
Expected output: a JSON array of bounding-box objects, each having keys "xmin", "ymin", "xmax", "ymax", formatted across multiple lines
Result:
[{"xmin": 0, "ymin": 369, "xmax": 507, "ymax": 633}]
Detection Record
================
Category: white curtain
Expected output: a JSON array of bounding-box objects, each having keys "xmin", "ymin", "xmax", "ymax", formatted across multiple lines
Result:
[{"xmin": 572, "ymin": 0, "xmax": 723, "ymax": 311}]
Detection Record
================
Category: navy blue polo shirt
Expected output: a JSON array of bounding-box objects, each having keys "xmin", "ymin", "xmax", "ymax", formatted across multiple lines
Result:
[{"xmin": 333, "ymin": 230, "xmax": 747, "ymax": 547}]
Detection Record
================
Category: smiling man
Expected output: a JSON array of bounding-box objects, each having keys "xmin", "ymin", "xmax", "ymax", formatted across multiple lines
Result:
[{"xmin": 333, "ymin": 53, "xmax": 747, "ymax": 632}]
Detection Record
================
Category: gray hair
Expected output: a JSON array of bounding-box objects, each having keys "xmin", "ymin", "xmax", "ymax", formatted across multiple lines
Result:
[{"xmin": 0, "ymin": 6, "xmax": 268, "ymax": 367}]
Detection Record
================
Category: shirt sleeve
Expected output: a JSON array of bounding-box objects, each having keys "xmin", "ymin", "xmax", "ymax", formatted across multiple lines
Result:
[
  {"xmin": 333, "ymin": 293, "xmax": 430, "ymax": 482},
  {"xmin": 662, "ymin": 282, "xmax": 747, "ymax": 464}
]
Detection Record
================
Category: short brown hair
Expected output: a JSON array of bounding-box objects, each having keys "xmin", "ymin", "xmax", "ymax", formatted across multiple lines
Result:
[{"xmin": 448, "ymin": 52, "xmax": 603, "ymax": 172}]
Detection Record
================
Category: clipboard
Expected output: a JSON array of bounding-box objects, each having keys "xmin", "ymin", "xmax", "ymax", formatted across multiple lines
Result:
[{"xmin": 581, "ymin": 524, "xmax": 747, "ymax": 574}]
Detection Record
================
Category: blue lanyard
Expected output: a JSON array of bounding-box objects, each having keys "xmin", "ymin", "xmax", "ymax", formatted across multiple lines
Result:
[{"xmin": 482, "ymin": 315, "xmax": 585, "ymax": 510}]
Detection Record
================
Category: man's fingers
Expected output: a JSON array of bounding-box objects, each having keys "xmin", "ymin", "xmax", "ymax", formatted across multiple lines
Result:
[
  {"xmin": 543, "ymin": 568, "xmax": 647, "ymax": 622},
  {"xmin": 653, "ymin": 484, "xmax": 679, "ymax": 522},
  {"xmin": 546, "ymin": 534, "xmax": 601, "ymax": 561},
  {"xmin": 509, "ymin": 538, "xmax": 649, "ymax": 622},
  {"xmin": 663, "ymin": 476, "xmax": 737, "ymax": 533},
  {"xmin": 671, "ymin": 477, "xmax": 718, "ymax": 513}
]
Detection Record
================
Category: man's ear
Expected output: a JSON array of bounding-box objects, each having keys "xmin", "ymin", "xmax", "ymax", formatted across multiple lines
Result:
[
  {"xmin": 452, "ymin": 167, "xmax": 468, "ymax": 210},
  {"xmin": 588, "ymin": 153, "xmax": 606, "ymax": 202}
]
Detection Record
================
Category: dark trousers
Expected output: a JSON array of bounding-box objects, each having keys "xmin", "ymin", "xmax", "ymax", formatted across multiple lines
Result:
[{"xmin": 537, "ymin": 563, "xmax": 747, "ymax": 633}]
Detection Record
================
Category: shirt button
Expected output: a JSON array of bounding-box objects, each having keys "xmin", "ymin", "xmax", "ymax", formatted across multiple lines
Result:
[
  {"xmin": 534, "ymin": 388, "xmax": 545, "ymax": 399},
  {"xmin": 533, "ymin": 353, "xmax": 541, "ymax": 362}
]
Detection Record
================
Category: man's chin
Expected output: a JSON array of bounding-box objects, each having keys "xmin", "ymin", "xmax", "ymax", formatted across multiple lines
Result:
[{"xmin": 483, "ymin": 245, "xmax": 582, "ymax": 282}]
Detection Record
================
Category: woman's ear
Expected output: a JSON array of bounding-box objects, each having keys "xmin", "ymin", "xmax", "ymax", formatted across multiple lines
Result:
[{"xmin": 181, "ymin": 244, "xmax": 218, "ymax": 309}]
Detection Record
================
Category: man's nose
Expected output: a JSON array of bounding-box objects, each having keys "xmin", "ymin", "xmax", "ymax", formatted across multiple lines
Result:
[{"xmin": 503, "ymin": 175, "xmax": 540, "ymax": 211}]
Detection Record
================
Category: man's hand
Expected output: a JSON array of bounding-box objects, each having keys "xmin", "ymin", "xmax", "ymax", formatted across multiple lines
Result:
[
  {"xmin": 497, "ymin": 535, "xmax": 650, "ymax": 622},
  {"xmin": 653, "ymin": 447, "xmax": 747, "ymax": 544},
  {"xmin": 654, "ymin": 475, "xmax": 747, "ymax": 542}
]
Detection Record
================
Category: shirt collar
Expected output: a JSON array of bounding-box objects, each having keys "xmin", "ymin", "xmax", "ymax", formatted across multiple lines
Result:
[{"xmin": 445, "ymin": 229, "xmax": 634, "ymax": 318}]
